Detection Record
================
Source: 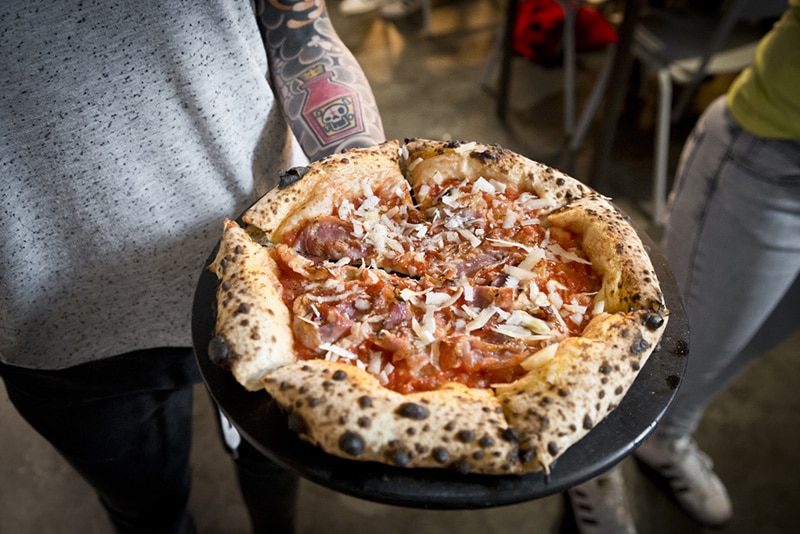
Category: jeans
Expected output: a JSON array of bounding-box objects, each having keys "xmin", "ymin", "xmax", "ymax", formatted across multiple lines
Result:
[
  {"xmin": 658, "ymin": 95, "xmax": 800, "ymax": 441},
  {"xmin": 0, "ymin": 347, "xmax": 299, "ymax": 534}
]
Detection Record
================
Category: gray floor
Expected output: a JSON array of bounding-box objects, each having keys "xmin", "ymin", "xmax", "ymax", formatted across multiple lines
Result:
[{"xmin": 2, "ymin": 2, "xmax": 798, "ymax": 533}]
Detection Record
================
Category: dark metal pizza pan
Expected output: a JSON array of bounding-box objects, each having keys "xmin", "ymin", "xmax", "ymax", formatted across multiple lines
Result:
[{"xmin": 192, "ymin": 224, "xmax": 688, "ymax": 510}]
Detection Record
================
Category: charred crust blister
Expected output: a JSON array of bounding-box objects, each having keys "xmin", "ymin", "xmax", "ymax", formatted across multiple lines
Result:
[
  {"xmin": 339, "ymin": 431, "xmax": 365, "ymax": 456},
  {"xmin": 278, "ymin": 166, "xmax": 310, "ymax": 189},
  {"xmin": 396, "ymin": 402, "xmax": 429, "ymax": 420}
]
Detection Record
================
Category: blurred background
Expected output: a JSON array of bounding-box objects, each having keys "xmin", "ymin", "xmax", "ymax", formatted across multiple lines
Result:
[{"xmin": 1, "ymin": 1, "xmax": 798, "ymax": 532}]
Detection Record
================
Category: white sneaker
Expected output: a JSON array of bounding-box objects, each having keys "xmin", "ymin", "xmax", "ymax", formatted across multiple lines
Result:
[
  {"xmin": 634, "ymin": 436, "xmax": 733, "ymax": 527},
  {"xmin": 379, "ymin": 0, "xmax": 424, "ymax": 19},
  {"xmin": 340, "ymin": 0, "xmax": 385, "ymax": 16},
  {"xmin": 567, "ymin": 465, "xmax": 637, "ymax": 534}
]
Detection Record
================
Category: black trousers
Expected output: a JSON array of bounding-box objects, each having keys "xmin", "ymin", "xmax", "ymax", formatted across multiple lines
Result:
[{"xmin": 0, "ymin": 348, "xmax": 299, "ymax": 534}]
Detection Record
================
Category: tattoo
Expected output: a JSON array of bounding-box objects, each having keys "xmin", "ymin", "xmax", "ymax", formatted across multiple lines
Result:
[{"xmin": 261, "ymin": 0, "xmax": 385, "ymax": 160}]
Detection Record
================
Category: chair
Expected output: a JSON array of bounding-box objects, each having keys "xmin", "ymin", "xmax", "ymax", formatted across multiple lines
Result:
[
  {"xmin": 625, "ymin": 0, "xmax": 785, "ymax": 222},
  {"xmin": 493, "ymin": 0, "xmax": 609, "ymax": 138}
]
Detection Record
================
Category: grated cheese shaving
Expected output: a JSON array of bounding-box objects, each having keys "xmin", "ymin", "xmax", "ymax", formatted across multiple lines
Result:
[
  {"xmin": 319, "ymin": 342, "xmax": 358, "ymax": 360},
  {"xmin": 471, "ymin": 176, "xmax": 495, "ymax": 194},
  {"xmin": 521, "ymin": 343, "xmax": 559, "ymax": 370},
  {"xmin": 453, "ymin": 141, "xmax": 477, "ymax": 153},
  {"xmin": 456, "ymin": 228, "xmax": 481, "ymax": 247},
  {"xmin": 547, "ymin": 243, "xmax": 592, "ymax": 265},
  {"xmin": 465, "ymin": 305, "xmax": 497, "ymax": 331},
  {"xmin": 503, "ymin": 264, "xmax": 537, "ymax": 281}
]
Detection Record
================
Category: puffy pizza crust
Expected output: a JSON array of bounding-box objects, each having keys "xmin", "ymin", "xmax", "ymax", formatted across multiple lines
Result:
[
  {"xmin": 546, "ymin": 194, "xmax": 665, "ymax": 314},
  {"xmin": 496, "ymin": 310, "xmax": 666, "ymax": 472},
  {"xmin": 210, "ymin": 220, "xmax": 295, "ymax": 390},
  {"xmin": 263, "ymin": 359, "xmax": 530, "ymax": 474},
  {"xmin": 403, "ymin": 138, "xmax": 587, "ymax": 209}
]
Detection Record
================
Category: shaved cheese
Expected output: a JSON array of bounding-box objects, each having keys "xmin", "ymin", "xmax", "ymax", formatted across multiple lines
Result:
[
  {"xmin": 430, "ymin": 341, "xmax": 441, "ymax": 369},
  {"xmin": 463, "ymin": 284, "xmax": 475, "ymax": 302},
  {"xmin": 361, "ymin": 181, "xmax": 374, "ymax": 199},
  {"xmin": 425, "ymin": 291, "xmax": 452, "ymax": 307},
  {"xmin": 425, "ymin": 288, "xmax": 463, "ymax": 309},
  {"xmin": 444, "ymin": 217, "xmax": 462, "ymax": 230},
  {"xmin": 521, "ymin": 343, "xmax": 559, "ymax": 370},
  {"xmin": 441, "ymin": 193, "xmax": 459, "ymax": 208},
  {"xmin": 367, "ymin": 351, "xmax": 382, "ymax": 375},
  {"xmin": 307, "ymin": 290, "xmax": 355, "ymax": 303},
  {"xmin": 489, "ymin": 179, "xmax": 507, "ymax": 193},
  {"xmin": 338, "ymin": 199, "xmax": 353, "ymax": 219},
  {"xmin": 519, "ymin": 248, "xmax": 545, "ymax": 270},
  {"xmin": 407, "ymin": 156, "xmax": 424, "ymax": 172},
  {"xmin": 417, "ymin": 183, "xmax": 430, "ymax": 200},
  {"xmin": 400, "ymin": 287, "xmax": 430, "ymax": 303},
  {"xmin": 453, "ymin": 141, "xmax": 477, "ymax": 153},
  {"xmin": 319, "ymin": 342, "xmax": 358, "ymax": 360},
  {"xmin": 358, "ymin": 196, "xmax": 380, "ymax": 213},
  {"xmin": 506, "ymin": 310, "xmax": 551, "ymax": 334},
  {"xmin": 412, "ymin": 309, "xmax": 437, "ymax": 345},
  {"xmin": 503, "ymin": 264, "xmax": 537, "ymax": 281},
  {"xmin": 569, "ymin": 313, "xmax": 584, "ymax": 325},
  {"xmin": 547, "ymin": 243, "xmax": 592, "ymax": 265},
  {"xmin": 487, "ymin": 238, "xmax": 533, "ymax": 252},
  {"xmin": 502, "ymin": 210, "xmax": 517, "ymax": 229},
  {"xmin": 593, "ymin": 300, "xmax": 606, "ymax": 315},
  {"xmin": 546, "ymin": 279, "xmax": 567, "ymax": 293},
  {"xmin": 522, "ymin": 196, "xmax": 555, "ymax": 211},
  {"xmin": 456, "ymin": 228, "xmax": 481, "ymax": 247},
  {"xmin": 471, "ymin": 176, "xmax": 495, "ymax": 194},
  {"xmin": 465, "ymin": 305, "xmax": 497, "ymax": 331},
  {"xmin": 354, "ymin": 298, "xmax": 371, "ymax": 311},
  {"xmin": 461, "ymin": 304, "xmax": 478, "ymax": 318}
]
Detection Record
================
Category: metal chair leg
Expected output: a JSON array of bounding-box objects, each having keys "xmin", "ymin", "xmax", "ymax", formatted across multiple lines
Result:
[{"xmin": 653, "ymin": 67, "xmax": 672, "ymax": 224}]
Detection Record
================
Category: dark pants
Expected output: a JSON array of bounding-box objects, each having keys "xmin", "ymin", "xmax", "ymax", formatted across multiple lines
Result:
[{"xmin": 0, "ymin": 348, "xmax": 299, "ymax": 534}]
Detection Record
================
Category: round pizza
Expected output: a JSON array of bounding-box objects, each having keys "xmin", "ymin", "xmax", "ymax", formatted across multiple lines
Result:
[{"xmin": 208, "ymin": 139, "xmax": 668, "ymax": 475}]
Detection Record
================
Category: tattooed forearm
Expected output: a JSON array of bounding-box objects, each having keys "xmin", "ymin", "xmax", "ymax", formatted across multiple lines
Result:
[{"xmin": 260, "ymin": 0, "xmax": 385, "ymax": 161}]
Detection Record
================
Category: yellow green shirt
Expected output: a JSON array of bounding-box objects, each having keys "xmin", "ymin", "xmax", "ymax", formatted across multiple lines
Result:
[{"xmin": 728, "ymin": 1, "xmax": 800, "ymax": 139}]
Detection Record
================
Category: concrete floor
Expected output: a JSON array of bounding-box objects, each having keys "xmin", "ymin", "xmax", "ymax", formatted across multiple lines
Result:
[{"xmin": 2, "ymin": 1, "xmax": 798, "ymax": 533}]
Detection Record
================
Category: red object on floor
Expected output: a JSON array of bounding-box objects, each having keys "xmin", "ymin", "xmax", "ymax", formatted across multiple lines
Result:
[{"xmin": 514, "ymin": 0, "xmax": 618, "ymax": 64}]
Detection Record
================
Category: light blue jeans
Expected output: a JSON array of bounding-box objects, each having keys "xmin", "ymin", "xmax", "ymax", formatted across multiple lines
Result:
[{"xmin": 657, "ymin": 95, "xmax": 800, "ymax": 442}]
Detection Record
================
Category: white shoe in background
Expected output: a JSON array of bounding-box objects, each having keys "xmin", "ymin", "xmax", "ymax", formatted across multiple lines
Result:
[
  {"xmin": 634, "ymin": 436, "xmax": 733, "ymax": 527},
  {"xmin": 567, "ymin": 465, "xmax": 637, "ymax": 534}
]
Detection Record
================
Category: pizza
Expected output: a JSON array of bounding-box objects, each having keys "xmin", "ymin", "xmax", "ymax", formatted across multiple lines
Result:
[{"xmin": 207, "ymin": 139, "xmax": 668, "ymax": 475}]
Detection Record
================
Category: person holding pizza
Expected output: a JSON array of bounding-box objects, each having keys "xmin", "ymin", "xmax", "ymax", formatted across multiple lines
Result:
[
  {"xmin": 0, "ymin": 1, "xmax": 384, "ymax": 532},
  {"xmin": 569, "ymin": 2, "xmax": 800, "ymax": 532}
]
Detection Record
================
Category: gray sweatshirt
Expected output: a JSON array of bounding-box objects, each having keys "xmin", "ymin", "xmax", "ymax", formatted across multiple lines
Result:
[{"xmin": 0, "ymin": 0, "xmax": 307, "ymax": 369}]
